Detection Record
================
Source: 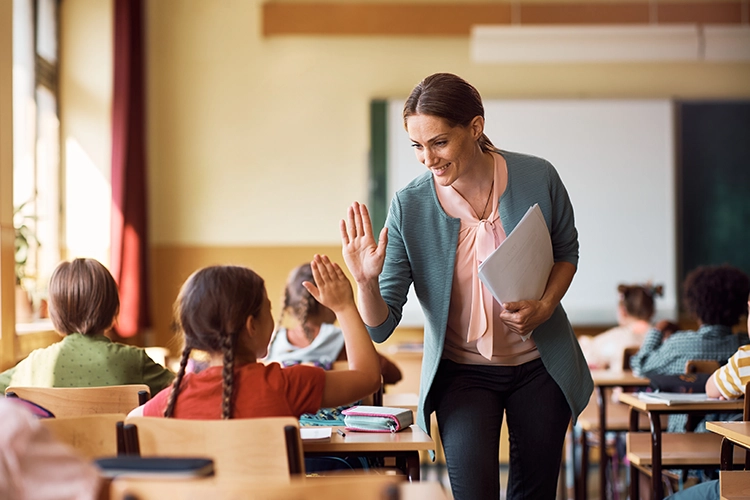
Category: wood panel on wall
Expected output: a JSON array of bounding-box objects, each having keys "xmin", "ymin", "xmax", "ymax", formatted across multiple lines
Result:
[
  {"xmin": 150, "ymin": 245, "xmax": 344, "ymax": 351},
  {"xmin": 263, "ymin": 1, "xmax": 748, "ymax": 36}
]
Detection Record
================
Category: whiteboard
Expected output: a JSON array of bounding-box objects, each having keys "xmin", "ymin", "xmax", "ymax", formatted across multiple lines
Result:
[{"xmin": 386, "ymin": 99, "xmax": 677, "ymax": 326}]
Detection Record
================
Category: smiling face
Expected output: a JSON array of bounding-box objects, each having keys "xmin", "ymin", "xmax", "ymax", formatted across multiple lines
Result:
[{"xmin": 406, "ymin": 113, "xmax": 484, "ymax": 187}]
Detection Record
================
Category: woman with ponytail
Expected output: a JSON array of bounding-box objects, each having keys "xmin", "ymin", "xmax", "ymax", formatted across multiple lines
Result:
[
  {"xmin": 340, "ymin": 73, "xmax": 592, "ymax": 499},
  {"xmin": 128, "ymin": 254, "xmax": 381, "ymax": 419}
]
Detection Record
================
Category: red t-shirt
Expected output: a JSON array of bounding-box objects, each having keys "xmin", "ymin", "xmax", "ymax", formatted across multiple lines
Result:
[{"xmin": 143, "ymin": 362, "xmax": 325, "ymax": 419}]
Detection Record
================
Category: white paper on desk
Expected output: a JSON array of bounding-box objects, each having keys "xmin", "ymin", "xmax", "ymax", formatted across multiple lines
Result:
[
  {"xmin": 636, "ymin": 392, "xmax": 724, "ymax": 406},
  {"xmin": 478, "ymin": 204, "xmax": 553, "ymax": 342},
  {"xmin": 299, "ymin": 427, "xmax": 332, "ymax": 441}
]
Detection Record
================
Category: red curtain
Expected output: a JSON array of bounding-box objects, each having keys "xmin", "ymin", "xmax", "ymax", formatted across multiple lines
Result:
[{"xmin": 111, "ymin": 0, "xmax": 149, "ymax": 339}]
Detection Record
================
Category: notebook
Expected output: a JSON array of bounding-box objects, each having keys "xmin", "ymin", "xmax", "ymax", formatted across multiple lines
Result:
[{"xmin": 95, "ymin": 457, "xmax": 215, "ymax": 478}]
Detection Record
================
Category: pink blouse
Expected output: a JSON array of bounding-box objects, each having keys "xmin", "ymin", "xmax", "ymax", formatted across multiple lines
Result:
[{"xmin": 436, "ymin": 153, "xmax": 540, "ymax": 366}]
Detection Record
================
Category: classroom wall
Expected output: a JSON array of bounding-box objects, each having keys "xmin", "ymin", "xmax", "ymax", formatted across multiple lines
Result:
[{"xmin": 58, "ymin": 0, "xmax": 750, "ymax": 349}]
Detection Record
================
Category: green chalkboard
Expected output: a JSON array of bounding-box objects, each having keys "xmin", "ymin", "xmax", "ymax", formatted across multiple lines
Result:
[{"xmin": 678, "ymin": 101, "xmax": 750, "ymax": 288}]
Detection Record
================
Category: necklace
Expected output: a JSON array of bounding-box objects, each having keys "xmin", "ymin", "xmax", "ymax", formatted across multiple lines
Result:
[{"xmin": 479, "ymin": 179, "xmax": 495, "ymax": 220}]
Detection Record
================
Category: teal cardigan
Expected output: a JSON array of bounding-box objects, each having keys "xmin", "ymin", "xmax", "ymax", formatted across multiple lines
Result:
[{"xmin": 368, "ymin": 150, "xmax": 593, "ymax": 436}]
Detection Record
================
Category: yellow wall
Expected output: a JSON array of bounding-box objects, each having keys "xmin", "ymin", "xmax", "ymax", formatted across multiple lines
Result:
[
  {"xmin": 60, "ymin": 0, "xmax": 113, "ymax": 264},
  {"xmin": 54, "ymin": 0, "xmax": 750, "ymax": 347}
]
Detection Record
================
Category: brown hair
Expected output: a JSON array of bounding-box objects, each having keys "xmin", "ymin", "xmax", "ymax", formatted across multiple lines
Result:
[
  {"xmin": 165, "ymin": 265, "xmax": 266, "ymax": 419},
  {"xmin": 617, "ymin": 284, "xmax": 663, "ymax": 321},
  {"xmin": 403, "ymin": 73, "xmax": 497, "ymax": 153},
  {"xmin": 48, "ymin": 258, "xmax": 120, "ymax": 336},
  {"xmin": 683, "ymin": 265, "xmax": 750, "ymax": 327},
  {"xmin": 278, "ymin": 263, "xmax": 322, "ymax": 342}
]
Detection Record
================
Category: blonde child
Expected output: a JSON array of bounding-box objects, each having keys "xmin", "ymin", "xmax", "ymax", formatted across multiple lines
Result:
[
  {"xmin": 130, "ymin": 255, "xmax": 381, "ymax": 419},
  {"xmin": 0, "ymin": 258, "xmax": 174, "ymax": 396}
]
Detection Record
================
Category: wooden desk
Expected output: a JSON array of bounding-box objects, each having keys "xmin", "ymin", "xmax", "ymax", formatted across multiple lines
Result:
[
  {"xmin": 619, "ymin": 393, "xmax": 744, "ymax": 500},
  {"xmin": 575, "ymin": 370, "xmax": 650, "ymax": 500},
  {"xmin": 302, "ymin": 425, "xmax": 435, "ymax": 481},
  {"xmin": 706, "ymin": 421, "xmax": 750, "ymax": 470},
  {"xmin": 719, "ymin": 471, "xmax": 750, "ymax": 500},
  {"xmin": 110, "ymin": 475, "xmax": 448, "ymax": 499}
]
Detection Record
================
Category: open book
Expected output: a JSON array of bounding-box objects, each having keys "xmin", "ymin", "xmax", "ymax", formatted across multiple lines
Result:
[
  {"xmin": 478, "ymin": 204, "xmax": 553, "ymax": 341},
  {"xmin": 637, "ymin": 392, "xmax": 725, "ymax": 406}
]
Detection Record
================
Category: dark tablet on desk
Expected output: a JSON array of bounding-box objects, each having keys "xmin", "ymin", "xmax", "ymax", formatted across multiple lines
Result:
[
  {"xmin": 648, "ymin": 373, "xmax": 711, "ymax": 393},
  {"xmin": 95, "ymin": 457, "xmax": 215, "ymax": 478}
]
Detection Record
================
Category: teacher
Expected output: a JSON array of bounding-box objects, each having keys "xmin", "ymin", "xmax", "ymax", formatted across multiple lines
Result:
[{"xmin": 340, "ymin": 73, "xmax": 592, "ymax": 500}]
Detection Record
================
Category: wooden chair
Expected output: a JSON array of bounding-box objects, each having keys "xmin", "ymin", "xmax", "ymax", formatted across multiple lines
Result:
[
  {"xmin": 5, "ymin": 385, "xmax": 150, "ymax": 417},
  {"xmin": 685, "ymin": 359, "xmax": 721, "ymax": 375},
  {"xmin": 622, "ymin": 346, "xmax": 641, "ymax": 371},
  {"xmin": 40, "ymin": 413, "xmax": 126, "ymax": 459},
  {"xmin": 123, "ymin": 416, "xmax": 305, "ymax": 481},
  {"xmin": 717, "ymin": 381, "xmax": 750, "ymax": 471},
  {"xmin": 109, "ymin": 474, "xmax": 411, "ymax": 500}
]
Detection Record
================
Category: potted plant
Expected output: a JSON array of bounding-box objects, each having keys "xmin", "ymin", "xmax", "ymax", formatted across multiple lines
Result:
[{"xmin": 14, "ymin": 201, "xmax": 38, "ymax": 322}]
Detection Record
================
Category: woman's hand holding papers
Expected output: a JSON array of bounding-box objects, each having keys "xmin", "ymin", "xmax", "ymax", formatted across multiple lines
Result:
[
  {"xmin": 499, "ymin": 299, "xmax": 552, "ymax": 338},
  {"xmin": 499, "ymin": 261, "xmax": 577, "ymax": 339}
]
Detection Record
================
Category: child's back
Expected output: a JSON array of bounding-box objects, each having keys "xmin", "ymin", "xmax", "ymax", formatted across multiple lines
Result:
[
  {"xmin": 134, "ymin": 255, "xmax": 381, "ymax": 420},
  {"xmin": 0, "ymin": 258, "xmax": 174, "ymax": 395}
]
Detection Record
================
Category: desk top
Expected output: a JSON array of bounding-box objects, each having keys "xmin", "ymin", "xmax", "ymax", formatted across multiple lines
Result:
[
  {"xmin": 590, "ymin": 370, "xmax": 650, "ymax": 387},
  {"xmin": 619, "ymin": 393, "xmax": 745, "ymax": 413},
  {"xmin": 707, "ymin": 421, "xmax": 750, "ymax": 448},
  {"xmin": 302, "ymin": 425, "xmax": 435, "ymax": 453}
]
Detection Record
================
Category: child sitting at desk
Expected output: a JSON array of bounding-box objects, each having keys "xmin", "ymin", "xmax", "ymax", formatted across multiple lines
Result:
[
  {"xmin": 129, "ymin": 255, "xmax": 381, "ymax": 419},
  {"xmin": 665, "ymin": 293, "xmax": 750, "ymax": 500},
  {"xmin": 579, "ymin": 283, "xmax": 663, "ymax": 371},
  {"xmin": 265, "ymin": 262, "xmax": 402, "ymax": 385},
  {"xmin": 0, "ymin": 258, "xmax": 174, "ymax": 396},
  {"xmin": 630, "ymin": 264, "xmax": 750, "ymax": 432}
]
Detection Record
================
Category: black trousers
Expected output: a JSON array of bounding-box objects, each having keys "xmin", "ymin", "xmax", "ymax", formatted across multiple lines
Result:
[{"xmin": 432, "ymin": 357, "xmax": 571, "ymax": 500}]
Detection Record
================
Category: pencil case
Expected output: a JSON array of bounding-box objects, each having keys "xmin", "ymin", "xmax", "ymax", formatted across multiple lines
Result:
[{"xmin": 342, "ymin": 405, "xmax": 413, "ymax": 433}]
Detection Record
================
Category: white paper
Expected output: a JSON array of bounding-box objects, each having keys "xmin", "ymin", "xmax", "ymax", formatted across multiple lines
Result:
[
  {"xmin": 478, "ymin": 204, "xmax": 554, "ymax": 341},
  {"xmin": 299, "ymin": 427, "xmax": 332, "ymax": 441},
  {"xmin": 636, "ymin": 392, "xmax": 724, "ymax": 406}
]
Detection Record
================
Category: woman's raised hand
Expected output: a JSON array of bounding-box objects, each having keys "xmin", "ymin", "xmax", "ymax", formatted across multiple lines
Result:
[{"xmin": 340, "ymin": 202, "xmax": 388, "ymax": 284}]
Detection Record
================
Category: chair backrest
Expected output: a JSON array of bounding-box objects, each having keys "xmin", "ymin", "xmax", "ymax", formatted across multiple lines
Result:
[
  {"xmin": 622, "ymin": 346, "xmax": 640, "ymax": 371},
  {"xmin": 124, "ymin": 416, "xmax": 304, "ymax": 482},
  {"xmin": 5, "ymin": 385, "xmax": 150, "ymax": 417},
  {"xmin": 40, "ymin": 413, "xmax": 126, "ymax": 459},
  {"xmin": 685, "ymin": 359, "xmax": 721, "ymax": 374},
  {"xmin": 110, "ymin": 474, "xmax": 406, "ymax": 500}
]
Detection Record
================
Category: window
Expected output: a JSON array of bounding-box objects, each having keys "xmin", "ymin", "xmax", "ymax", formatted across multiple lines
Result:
[{"xmin": 13, "ymin": 0, "xmax": 61, "ymax": 323}]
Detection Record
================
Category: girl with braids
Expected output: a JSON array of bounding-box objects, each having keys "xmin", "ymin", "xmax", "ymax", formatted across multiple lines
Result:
[
  {"xmin": 265, "ymin": 262, "xmax": 402, "ymax": 385},
  {"xmin": 578, "ymin": 283, "xmax": 665, "ymax": 371},
  {"xmin": 129, "ymin": 254, "xmax": 381, "ymax": 419}
]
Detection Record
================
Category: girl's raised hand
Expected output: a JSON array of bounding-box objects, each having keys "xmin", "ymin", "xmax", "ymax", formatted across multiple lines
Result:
[
  {"xmin": 340, "ymin": 202, "xmax": 387, "ymax": 284},
  {"xmin": 302, "ymin": 254, "xmax": 355, "ymax": 314}
]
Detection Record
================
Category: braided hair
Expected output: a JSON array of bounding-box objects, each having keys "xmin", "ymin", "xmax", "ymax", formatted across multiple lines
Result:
[
  {"xmin": 277, "ymin": 263, "xmax": 322, "ymax": 342},
  {"xmin": 164, "ymin": 265, "xmax": 265, "ymax": 419}
]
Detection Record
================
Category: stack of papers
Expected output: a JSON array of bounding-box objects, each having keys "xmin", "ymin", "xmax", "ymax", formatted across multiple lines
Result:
[
  {"xmin": 637, "ymin": 392, "xmax": 724, "ymax": 405},
  {"xmin": 478, "ymin": 204, "xmax": 553, "ymax": 342}
]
